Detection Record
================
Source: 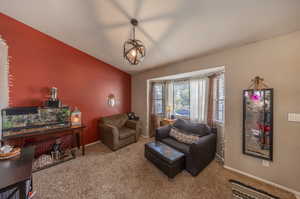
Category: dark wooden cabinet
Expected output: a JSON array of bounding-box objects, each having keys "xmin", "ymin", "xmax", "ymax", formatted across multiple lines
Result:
[{"xmin": 0, "ymin": 146, "xmax": 35, "ymax": 199}]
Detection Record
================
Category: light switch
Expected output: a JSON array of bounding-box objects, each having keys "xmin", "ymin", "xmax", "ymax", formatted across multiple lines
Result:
[
  {"xmin": 288, "ymin": 113, "xmax": 296, "ymax": 122},
  {"xmin": 288, "ymin": 113, "xmax": 300, "ymax": 122},
  {"xmin": 262, "ymin": 160, "xmax": 270, "ymax": 167}
]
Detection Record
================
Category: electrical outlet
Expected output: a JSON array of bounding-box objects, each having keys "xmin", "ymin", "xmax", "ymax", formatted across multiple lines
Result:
[{"xmin": 262, "ymin": 160, "xmax": 270, "ymax": 167}]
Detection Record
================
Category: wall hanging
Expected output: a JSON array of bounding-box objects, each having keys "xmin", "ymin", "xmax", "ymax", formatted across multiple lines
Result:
[
  {"xmin": 243, "ymin": 76, "xmax": 273, "ymax": 161},
  {"xmin": 107, "ymin": 94, "xmax": 116, "ymax": 107}
]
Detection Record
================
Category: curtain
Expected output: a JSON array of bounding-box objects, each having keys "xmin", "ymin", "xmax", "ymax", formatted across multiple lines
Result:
[
  {"xmin": 164, "ymin": 80, "xmax": 174, "ymax": 118},
  {"xmin": 0, "ymin": 37, "xmax": 9, "ymax": 141},
  {"xmin": 207, "ymin": 74, "xmax": 217, "ymax": 126},
  {"xmin": 189, "ymin": 77, "xmax": 209, "ymax": 123}
]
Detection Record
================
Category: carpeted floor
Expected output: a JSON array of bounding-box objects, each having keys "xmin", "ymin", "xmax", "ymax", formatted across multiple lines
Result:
[{"xmin": 33, "ymin": 138, "xmax": 296, "ymax": 199}]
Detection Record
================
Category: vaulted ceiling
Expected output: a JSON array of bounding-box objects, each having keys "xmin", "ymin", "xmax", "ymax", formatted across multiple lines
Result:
[{"xmin": 1, "ymin": 0, "xmax": 300, "ymax": 74}]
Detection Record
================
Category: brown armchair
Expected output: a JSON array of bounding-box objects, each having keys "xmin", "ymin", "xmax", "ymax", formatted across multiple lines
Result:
[{"xmin": 99, "ymin": 114, "xmax": 141, "ymax": 151}]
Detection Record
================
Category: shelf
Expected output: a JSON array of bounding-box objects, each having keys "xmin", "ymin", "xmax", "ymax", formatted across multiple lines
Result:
[{"xmin": 32, "ymin": 153, "xmax": 76, "ymax": 173}]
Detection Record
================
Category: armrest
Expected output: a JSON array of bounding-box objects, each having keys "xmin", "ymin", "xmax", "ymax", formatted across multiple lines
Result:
[
  {"xmin": 155, "ymin": 125, "xmax": 171, "ymax": 141},
  {"xmin": 211, "ymin": 127, "xmax": 217, "ymax": 134},
  {"xmin": 125, "ymin": 120, "xmax": 141, "ymax": 141},
  {"xmin": 190, "ymin": 133, "xmax": 217, "ymax": 158},
  {"xmin": 125, "ymin": 120, "xmax": 139, "ymax": 130},
  {"xmin": 185, "ymin": 133, "xmax": 217, "ymax": 176},
  {"xmin": 99, "ymin": 123, "xmax": 120, "ymax": 143}
]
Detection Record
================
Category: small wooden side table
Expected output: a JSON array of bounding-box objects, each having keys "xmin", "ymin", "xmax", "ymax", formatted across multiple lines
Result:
[
  {"xmin": 71, "ymin": 125, "xmax": 86, "ymax": 156},
  {"xmin": 160, "ymin": 119, "xmax": 176, "ymax": 127}
]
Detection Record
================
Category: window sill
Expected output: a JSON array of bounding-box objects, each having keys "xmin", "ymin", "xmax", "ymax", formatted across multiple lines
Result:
[{"xmin": 214, "ymin": 121, "xmax": 224, "ymax": 126}]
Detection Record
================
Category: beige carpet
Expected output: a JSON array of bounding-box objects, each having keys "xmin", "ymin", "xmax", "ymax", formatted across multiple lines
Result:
[{"xmin": 33, "ymin": 138, "xmax": 296, "ymax": 199}]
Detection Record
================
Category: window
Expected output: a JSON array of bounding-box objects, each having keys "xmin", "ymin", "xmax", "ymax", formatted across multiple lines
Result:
[
  {"xmin": 173, "ymin": 81, "xmax": 190, "ymax": 118},
  {"xmin": 0, "ymin": 39, "xmax": 9, "ymax": 139},
  {"xmin": 152, "ymin": 83, "xmax": 164, "ymax": 115},
  {"xmin": 151, "ymin": 77, "xmax": 209, "ymax": 122},
  {"xmin": 214, "ymin": 74, "xmax": 225, "ymax": 123}
]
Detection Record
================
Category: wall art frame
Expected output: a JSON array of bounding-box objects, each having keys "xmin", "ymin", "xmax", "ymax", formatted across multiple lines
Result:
[{"xmin": 243, "ymin": 88, "xmax": 273, "ymax": 161}]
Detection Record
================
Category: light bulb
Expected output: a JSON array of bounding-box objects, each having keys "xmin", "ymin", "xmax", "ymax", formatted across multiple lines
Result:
[{"xmin": 130, "ymin": 49, "xmax": 137, "ymax": 57}]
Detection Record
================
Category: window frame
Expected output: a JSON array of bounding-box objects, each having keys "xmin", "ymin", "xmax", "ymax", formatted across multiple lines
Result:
[{"xmin": 0, "ymin": 38, "xmax": 9, "ymax": 140}]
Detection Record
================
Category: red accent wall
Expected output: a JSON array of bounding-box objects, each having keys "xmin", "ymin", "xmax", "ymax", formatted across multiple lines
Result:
[{"xmin": 0, "ymin": 14, "xmax": 131, "ymax": 144}]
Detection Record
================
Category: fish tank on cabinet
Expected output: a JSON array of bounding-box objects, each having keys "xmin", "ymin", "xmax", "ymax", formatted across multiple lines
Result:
[{"xmin": 1, "ymin": 106, "xmax": 70, "ymax": 138}]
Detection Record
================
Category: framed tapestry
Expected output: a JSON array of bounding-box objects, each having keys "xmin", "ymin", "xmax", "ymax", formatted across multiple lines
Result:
[{"xmin": 243, "ymin": 88, "xmax": 273, "ymax": 161}]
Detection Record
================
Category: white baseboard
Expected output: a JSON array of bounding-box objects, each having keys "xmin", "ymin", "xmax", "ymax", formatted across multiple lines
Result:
[
  {"xmin": 224, "ymin": 165, "xmax": 300, "ymax": 198},
  {"xmin": 141, "ymin": 134, "xmax": 150, "ymax": 139}
]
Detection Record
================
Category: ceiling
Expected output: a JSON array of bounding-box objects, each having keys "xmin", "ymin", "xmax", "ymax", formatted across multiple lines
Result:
[
  {"xmin": 1, "ymin": 0, "xmax": 300, "ymax": 74},
  {"xmin": 150, "ymin": 66, "xmax": 224, "ymax": 81}
]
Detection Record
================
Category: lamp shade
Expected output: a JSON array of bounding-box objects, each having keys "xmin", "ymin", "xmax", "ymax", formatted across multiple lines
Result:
[
  {"xmin": 123, "ymin": 39, "xmax": 145, "ymax": 65},
  {"xmin": 108, "ymin": 94, "xmax": 116, "ymax": 107}
]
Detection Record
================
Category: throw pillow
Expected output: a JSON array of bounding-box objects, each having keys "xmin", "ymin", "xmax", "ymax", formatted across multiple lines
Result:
[{"xmin": 169, "ymin": 128, "xmax": 200, "ymax": 144}]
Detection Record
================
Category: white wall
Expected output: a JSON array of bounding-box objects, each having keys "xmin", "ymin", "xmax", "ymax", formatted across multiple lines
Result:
[
  {"xmin": 132, "ymin": 31, "xmax": 300, "ymax": 193},
  {"xmin": 0, "ymin": 37, "xmax": 9, "ymax": 141}
]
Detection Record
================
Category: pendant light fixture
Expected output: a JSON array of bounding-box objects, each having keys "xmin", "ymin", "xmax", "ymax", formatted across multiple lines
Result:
[{"xmin": 123, "ymin": 19, "xmax": 146, "ymax": 65}]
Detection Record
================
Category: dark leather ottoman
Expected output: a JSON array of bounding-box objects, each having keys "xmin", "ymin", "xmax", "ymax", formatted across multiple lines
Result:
[{"xmin": 145, "ymin": 141, "xmax": 185, "ymax": 178}]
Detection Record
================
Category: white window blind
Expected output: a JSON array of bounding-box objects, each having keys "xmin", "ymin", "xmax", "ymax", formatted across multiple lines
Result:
[{"xmin": 214, "ymin": 74, "xmax": 225, "ymax": 123}]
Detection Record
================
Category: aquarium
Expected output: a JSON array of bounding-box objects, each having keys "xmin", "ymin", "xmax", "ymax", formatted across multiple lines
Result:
[{"xmin": 1, "ymin": 106, "xmax": 70, "ymax": 138}]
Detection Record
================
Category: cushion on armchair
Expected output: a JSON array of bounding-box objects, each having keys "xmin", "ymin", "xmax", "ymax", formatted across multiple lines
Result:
[
  {"xmin": 101, "ymin": 114, "xmax": 128, "ymax": 128},
  {"xmin": 119, "ymin": 127, "xmax": 136, "ymax": 139},
  {"xmin": 161, "ymin": 137, "xmax": 190, "ymax": 154},
  {"xmin": 169, "ymin": 128, "xmax": 200, "ymax": 144},
  {"xmin": 173, "ymin": 119, "xmax": 210, "ymax": 137}
]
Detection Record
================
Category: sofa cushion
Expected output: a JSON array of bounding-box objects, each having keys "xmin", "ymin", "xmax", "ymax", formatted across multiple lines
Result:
[
  {"xmin": 160, "ymin": 137, "xmax": 190, "ymax": 154},
  {"xmin": 119, "ymin": 127, "xmax": 136, "ymax": 140},
  {"xmin": 169, "ymin": 127, "xmax": 200, "ymax": 144},
  {"xmin": 173, "ymin": 119, "xmax": 210, "ymax": 137}
]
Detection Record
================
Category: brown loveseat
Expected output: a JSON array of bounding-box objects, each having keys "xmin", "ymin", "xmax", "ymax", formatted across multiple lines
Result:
[{"xmin": 99, "ymin": 114, "xmax": 141, "ymax": 151}]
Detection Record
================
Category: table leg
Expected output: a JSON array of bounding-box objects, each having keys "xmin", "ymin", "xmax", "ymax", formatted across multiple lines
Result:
[
  {"xmin": 18, "ymin": 181, "xmax": 27, "ymax": 199},
  {"xmin": 81, "ymin": 130, "xmax": 85, "ymax": 156},
  {"xmin": 75, "ymin": 133, "xmax": 80, "ymax": 150}
]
